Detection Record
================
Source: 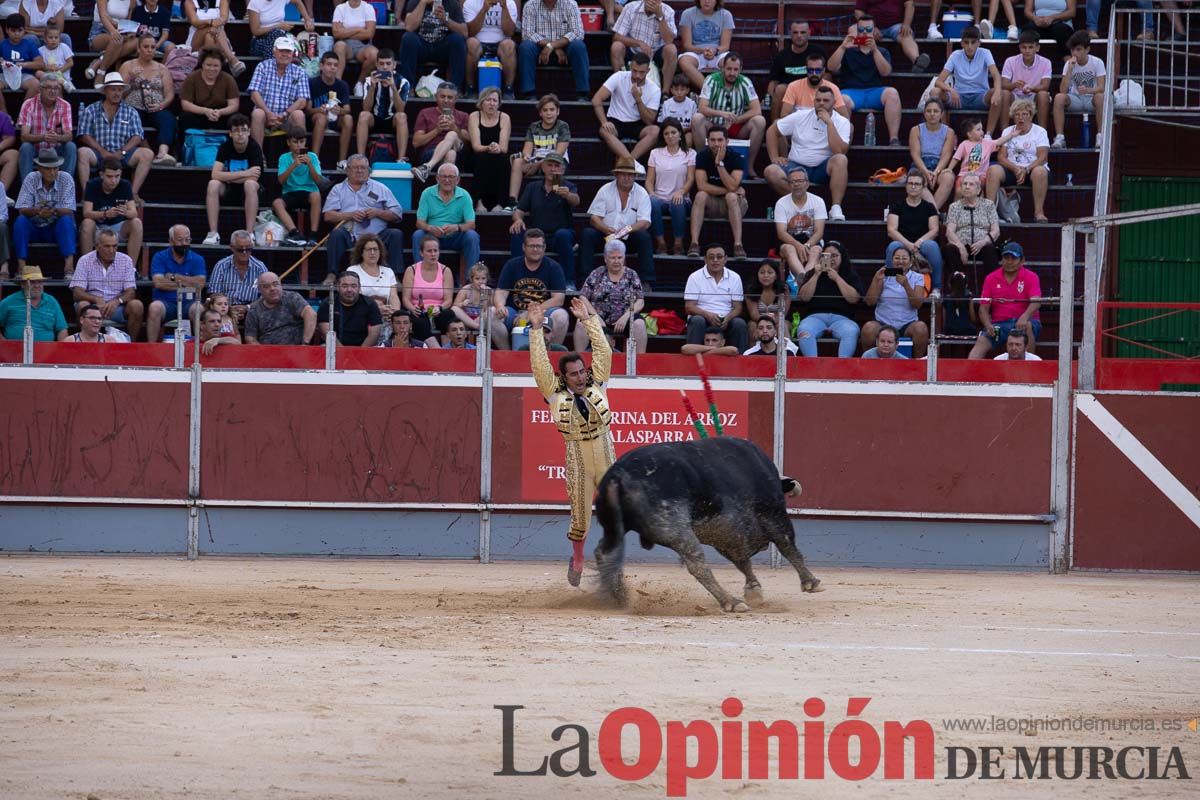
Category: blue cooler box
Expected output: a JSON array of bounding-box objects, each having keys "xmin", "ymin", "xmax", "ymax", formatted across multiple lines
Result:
[
  {"xmin": 942, "ymin": 10, "xmax": 973, "ymax": 39},
  {"xmin": 728, "ymin": 138, "xmax": 750, "ymax": 162},
  {"xmin": 372, "ymin": 161, "xmax": 413, "ymax": 211},
  {"xmin": 478, "ymin": 59, "xmax": 502, "ymax": 92}
]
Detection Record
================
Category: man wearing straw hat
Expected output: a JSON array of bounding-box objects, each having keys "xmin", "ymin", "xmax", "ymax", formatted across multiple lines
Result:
[
  {"xmin": 527, "ymin": 294, "xmax": 615, "ymax": 587},
  {"xmin": 0, "ymin": 265, "xmax": 68, "ymax": 341},
  {"xmin": 578, "ymin": 155, "xmax": 654, "ymax": 289}
]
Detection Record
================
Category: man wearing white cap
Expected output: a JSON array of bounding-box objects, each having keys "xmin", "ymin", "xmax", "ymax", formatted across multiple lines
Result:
[
  {"xmin": 248, "ymin": 36, "xmax": 310, "ymax": 147},
  {"xmin": 76, "ymin": 73, "xmax": 154, "ymax": 199}
]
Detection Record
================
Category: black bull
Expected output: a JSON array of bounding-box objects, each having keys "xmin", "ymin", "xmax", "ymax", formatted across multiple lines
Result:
[{"xmin": 594, "ymin": 437, "xmax": 823, "ymax": 612}]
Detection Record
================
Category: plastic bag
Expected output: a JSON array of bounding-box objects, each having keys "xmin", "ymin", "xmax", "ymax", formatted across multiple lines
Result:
[
  {"xmin": 415, "ymin": 70, "xmax": 442, "ymax": 99},
  {"xmin": 102, "ymin": 325, "xmax": 133, "ymax": 343},
  {"xmin": 2, "ymin": 61, "xmax": 22, "ymax": 91},
  {"xmin": 254, "ymin": 211, "xmax": 286, "ymax": 247},
  {"xmin": 1114, "ymin": 80, "xmax": 1145, "ymax": 109}
]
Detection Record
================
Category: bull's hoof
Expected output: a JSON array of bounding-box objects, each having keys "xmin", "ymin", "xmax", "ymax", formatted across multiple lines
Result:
[
  {"xmin": 801, "ymin": 578, "xmax": 824, "ymax": 593},
  {"xmin": 722, "ymin": 599, "xmax": 751, "ymax": 613},
  {"xmin": 744, "ymin": 586, "xmax": 764, "ymax": 605}
]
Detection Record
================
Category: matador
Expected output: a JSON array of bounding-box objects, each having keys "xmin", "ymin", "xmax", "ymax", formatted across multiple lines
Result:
[{"xmin": 528, "ymin": 296, "xmax": 616, "ymax": 586}]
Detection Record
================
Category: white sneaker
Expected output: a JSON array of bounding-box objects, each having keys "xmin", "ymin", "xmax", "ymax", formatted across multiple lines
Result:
[
  {"xmin": 633, "ymin": 159, "xmax": 646, "ymax": 176},
  {"xmin": 1051, "ymin": 134, "xmax": 1067, "ymax": 148},
  {"xmin": 336, "ymin": 159, "xmax": 348, "ymax": 170},
  {"xmin": 1095, "ymin": 133, "xmax": 1103, "ymax": 149},
  {"xmin": 1007, "ymin": 25, "xmax": 1020, "ymax": 40},
  {"xmin": 927, "ymin": 23, "xmax": 943, "ymax": 40},
  {"xmin": 979, "ymin": 19, "xmax": 993, "ymax": 39},
  {"xmin": 354, "ymin": 82, "xmax": 364, "ymax": 98},
  {"xmin": 828, "ymin": 204, "xmax": 846, "ymax": 222},
  {"xmin": 203, "ymin": 231, "xmax": 220, "ymax": 245}
]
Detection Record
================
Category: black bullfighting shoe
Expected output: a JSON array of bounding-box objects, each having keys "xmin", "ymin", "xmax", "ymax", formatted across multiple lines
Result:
[{"xmin": 567, "ymin": 560, "xmax": 582, "ymax": 587}]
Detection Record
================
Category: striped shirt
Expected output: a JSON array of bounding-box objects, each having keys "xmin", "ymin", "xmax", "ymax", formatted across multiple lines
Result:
[
  {"xmin": 613, "ymin": 1, "xmax": 677, "ymax": 51},
  {"xmin": 699, "ymin": 72, "xmax": 758, "ymax": 117},
  {"xmin": 521, "ymin": 0, "xmax": 583, "ymax": 43},
  {"xmin": 248, "ymin": 61, "xmax": 311, "ymax": 115},
  {"xmin": 208, "ymin": 255, "xmax": 268, "ymax": 306},
  {"xmin": 78, "ymin": 101, "xmax": 144, "ymax": 152},
  {"xmin": 18, "ymin": 96, "xmax": 73, "ymax": 152},
  {"xmin": 16, "ymin": 171, "xmax": 75, "ymax": 225},
  {"xmin": 69, "ymin": 251, "xmax": 138, "ymax": 302}
]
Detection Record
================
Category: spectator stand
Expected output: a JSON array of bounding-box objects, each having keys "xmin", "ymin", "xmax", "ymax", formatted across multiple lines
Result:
[{"xmin": 0, "ymin": 1, "xmax": 1115, "ymax": 359}]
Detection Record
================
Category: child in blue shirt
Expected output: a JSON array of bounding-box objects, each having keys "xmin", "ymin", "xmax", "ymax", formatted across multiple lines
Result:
[
  {"xmin": 0, "ymin": 14, "xmax": 42, "ymax": 96},
  {"xmin": 131, "ymin": 0, "xmax": 175, "ymax": 56},
  {"xmin": 272, "ymin": 126, "xmax": 327, "ymax": 246},
  {"xmin": 933, "ymin": 26, "xmax": 1002, "ymax": 136}
]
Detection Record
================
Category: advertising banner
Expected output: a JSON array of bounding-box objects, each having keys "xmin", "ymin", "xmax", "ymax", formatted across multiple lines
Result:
[{"xmin": 520, "ymin": 388, "xmax": 750, "ymax": 502}]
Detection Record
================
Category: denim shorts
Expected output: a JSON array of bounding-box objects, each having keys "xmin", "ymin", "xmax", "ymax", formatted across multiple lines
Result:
[
  {"xmin": 988, "ymin": 318, "xmax": 1043, "ymax": 346},
  {"xmin": 956, "ymin": 91, "xmax": 989, "ymax": 110},
  {"xmin": 842, "ymin": 86, "xmax": 887, "ymax": 111}
]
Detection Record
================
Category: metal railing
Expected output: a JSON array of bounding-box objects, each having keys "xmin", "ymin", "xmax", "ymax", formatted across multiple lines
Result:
[{"xmin": 1110, "ymin": 2, "xmax": 1200, "ymax": 114}]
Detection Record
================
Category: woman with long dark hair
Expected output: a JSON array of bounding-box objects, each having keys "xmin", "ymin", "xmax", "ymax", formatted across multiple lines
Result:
[
  {"xmin": 645, "ymin": 118, "xmax": 695, "ymax": 255},
  {"xmin": 746, "ymin": 258, "xmax": 790, "ymax": 324},
  {"xmin": 794, "ymin": 241, "xmax": 864, "ymax": 358}
]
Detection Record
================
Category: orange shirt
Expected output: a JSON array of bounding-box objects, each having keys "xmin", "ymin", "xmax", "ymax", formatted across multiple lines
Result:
[{"xmin": 782, "ymin": 79, "xmax": 847, "ymax": 112}]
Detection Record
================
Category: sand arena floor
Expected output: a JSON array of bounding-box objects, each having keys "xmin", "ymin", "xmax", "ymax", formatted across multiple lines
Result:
[{"xmin": 1, "ymin": 556, "xmax": 1198, "ymax": 799}]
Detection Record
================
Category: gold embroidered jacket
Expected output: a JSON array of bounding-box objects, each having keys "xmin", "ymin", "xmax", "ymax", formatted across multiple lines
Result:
[{"xmin": 530, "ymin": 316, "xmax": 613, "ymax": 442}]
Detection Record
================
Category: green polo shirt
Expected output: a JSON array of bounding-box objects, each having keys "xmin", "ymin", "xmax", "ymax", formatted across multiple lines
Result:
[
  {"xmin": 0, "ymin": 291, "xmax": 67, "ymax": 341},
  {"xmin": 416, "ymin": 185, "xmax": 476, "ymax": 227}
]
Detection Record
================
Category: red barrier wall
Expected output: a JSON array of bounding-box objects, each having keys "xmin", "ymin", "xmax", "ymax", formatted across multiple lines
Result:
[
  {"xmin": 783, "ymin": 391, "xmax": 1053, "ymax": 515},
  {"xmin": 200, "ymin": 382, "xmax": 482, "ymax": 503},
  {"xmin": 1074, "ymin": 394, "xmax": 1200, "ymax": 570},
  {"xmin": 0, "ymin": 378, "xmax": 189, "ymax": 498}
]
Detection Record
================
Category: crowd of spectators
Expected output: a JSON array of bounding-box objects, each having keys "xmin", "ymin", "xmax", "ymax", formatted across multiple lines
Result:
[{"xmin": 0, "ymin": 0, "xmax": 1091, "ymax": 361}]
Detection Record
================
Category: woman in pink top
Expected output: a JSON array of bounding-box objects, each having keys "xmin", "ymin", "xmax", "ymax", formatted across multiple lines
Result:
[
  {"xmin": 402, "ymin": 236, "xmax": 457, "ymax": 344},
  {"xmin": 645, "ymin": 119, "xmax": 696, "ymax": 256}
]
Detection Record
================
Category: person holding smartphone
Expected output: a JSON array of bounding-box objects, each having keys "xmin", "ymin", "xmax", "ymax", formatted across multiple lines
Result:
[
  {"xmin": 794, "ymin": 241, "xmax": 863, "ymax": 358},
  {"xmin": 861, "ymin": 246, "xmax": 928, "ymax": 358}
]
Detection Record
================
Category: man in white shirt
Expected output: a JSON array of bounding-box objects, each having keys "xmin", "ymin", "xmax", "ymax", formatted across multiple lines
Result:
[
  {"xmin": 463, "ymin": 0, "xmax": 519, "ymax": 98},
  {"xmin": 683, "ymin": 242, "xmax": 747, "ymax": 352},
  {"xmin": 993, "ymin": 328, "xmax": 1042, "ymax": 360},
  {"xmin": 578, "ymin": 156, "xmax": 655, "ymax": 288},
  {"xmin": 592, "ymin": 51, "xmax": 661, "ymax": 167},
  {"xmin": 763, "ymin": 86, "xmax": 851, "ymax": 221}
]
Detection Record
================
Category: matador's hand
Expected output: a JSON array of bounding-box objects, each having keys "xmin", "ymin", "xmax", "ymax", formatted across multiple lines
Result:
[
  {"xmin": 571, "ymin": 296, "xmax": 593, "ymax": 320},
  {"xmin": 526, "ymin": 302, "xmax": 545, "ymax": 328}
]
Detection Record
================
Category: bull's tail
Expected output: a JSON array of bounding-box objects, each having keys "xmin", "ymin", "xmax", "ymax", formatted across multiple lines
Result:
[
  {"xmin": 781, "ymin": 476, "xmax": 803, "ymax": 498},
  {"xmin": 594, "ymin": 475, "xmax": 628, "ymax": 606}
]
